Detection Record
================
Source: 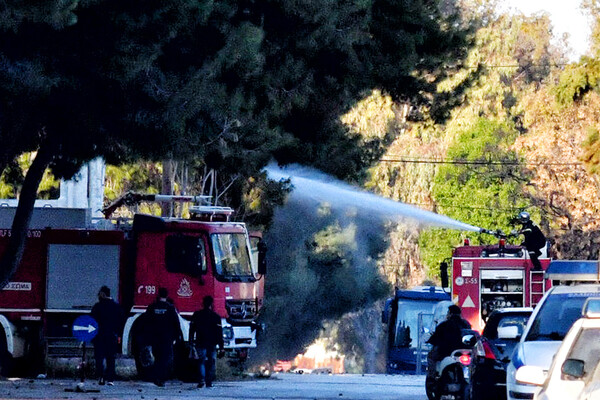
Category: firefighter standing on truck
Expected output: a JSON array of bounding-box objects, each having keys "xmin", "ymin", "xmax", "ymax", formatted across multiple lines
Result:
[
  {"xmin": 145, "ymin": 287, "xmax": 182, "ymax": 387},
  {"xmin": 516, "ymin": 211, "xmax": 546, "ymax": 271}
]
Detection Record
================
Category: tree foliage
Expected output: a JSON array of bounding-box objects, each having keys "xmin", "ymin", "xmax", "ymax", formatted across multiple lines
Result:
[
  {"xmin": 555, "ymin": 58, "xmax": 600, "ymax": 105},
  {"xmin": 363, "ymin": 10, "xmax": 565, "ymax": 283},
  {"xmin": 421, "ymin": 118, "xmax": 530, "ymax": 270},
  {"xmin": 0, "ymin": 0, "xmax": 473, "ymax": 287}
]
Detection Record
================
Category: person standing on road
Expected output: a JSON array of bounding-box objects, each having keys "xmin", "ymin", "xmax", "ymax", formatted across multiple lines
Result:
[
  {"xmin": 516, "ymin": 211, "xmax": 546, "ymax": 271},
  {"xmin": 91, "ymin": 285, "xmax": 124, "ymax": 386},
  {"xmin": 145, "ymin": 287, "xmax": 182, "ymax": 387},
  {"xmin": 189, "ymin": 295, "xmax": 224, "ymax": 388}
]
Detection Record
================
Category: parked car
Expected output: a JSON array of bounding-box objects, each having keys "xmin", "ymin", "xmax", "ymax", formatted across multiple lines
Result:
[
  {"xmin": 291, "ymin": 367, "xmax": 313, "ymax": 374},
  {"xmin": 516, "ymin": 298, "xmax": 600, "ymax": 400},
  {"xmin": 311, "ymin": 367, "xmax": 333, "ymax": 374},
  {"xmin": 506, "ymin": 285, "xmax": 600, "ymax": 400},
  {"xmin": 467, "ymin": 307, "xmax": 533, "ymax": 400}
]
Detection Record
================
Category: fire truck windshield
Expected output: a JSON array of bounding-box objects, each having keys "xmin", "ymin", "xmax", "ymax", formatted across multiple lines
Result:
[{"xmin": 211, "ymin": 233, "xmax": 254, "ymax": 279}]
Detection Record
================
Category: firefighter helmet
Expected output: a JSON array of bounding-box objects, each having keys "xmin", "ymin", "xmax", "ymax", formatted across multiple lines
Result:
[{"xmin": 517, "ymin": 211, "xmax": 530, "ymax": 224}]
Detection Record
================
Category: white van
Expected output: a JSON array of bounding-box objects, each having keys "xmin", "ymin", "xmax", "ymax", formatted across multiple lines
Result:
[
  {"xmin": 516, "ymin": 298, "xmax": 600, "ymax": 400},
  {"xmin": 506, "ymin": 285, "xmax": 600, "ymax": 400}
]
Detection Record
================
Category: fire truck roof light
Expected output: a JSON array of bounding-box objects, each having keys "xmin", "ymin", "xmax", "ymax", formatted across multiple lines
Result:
[
  {"xmin": 189, "ymin": 206, "xmax": 234, "ymax": 221},
  {"xmin": 464, "ymin": 238, "xmax": 470, "ymax": 246},
  {"xmin": 190, "ymin": 206, "xmax": 233, "ymax": 213}
]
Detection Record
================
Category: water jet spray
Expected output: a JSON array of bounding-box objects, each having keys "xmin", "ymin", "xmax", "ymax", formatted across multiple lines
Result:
[{"xmin": 265, "ymin": 163, "xmax": 482, "ymax": 232}]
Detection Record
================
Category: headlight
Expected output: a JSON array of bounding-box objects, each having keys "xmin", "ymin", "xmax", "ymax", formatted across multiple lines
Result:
[{"xmin": 223, "ymin": 326, "xmax": 234, "ymax": 340}]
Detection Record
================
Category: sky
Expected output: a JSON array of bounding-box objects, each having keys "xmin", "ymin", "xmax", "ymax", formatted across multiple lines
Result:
[{"xmin": 500, "ymin": 0, "xmax": 592, "ymax": 60}]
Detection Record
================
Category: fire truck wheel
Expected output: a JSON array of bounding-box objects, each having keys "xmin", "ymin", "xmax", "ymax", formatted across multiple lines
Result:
[
  {"xmin": 132, "ymin": 339, "xmax": 153, "ymax": 381},
  {"xmin": 0, "ymin": 333, "xmax": 12, "ymax": 377}
]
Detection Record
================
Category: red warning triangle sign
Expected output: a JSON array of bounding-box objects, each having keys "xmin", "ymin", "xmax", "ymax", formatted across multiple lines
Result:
[{"xmin": 462, "ymin": 295, "xmax": 476, "ymax": 308}]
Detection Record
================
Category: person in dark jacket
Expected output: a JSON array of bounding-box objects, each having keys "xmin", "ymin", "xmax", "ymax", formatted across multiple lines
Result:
[
  {"xmin": 145, "ymin": 287, "xmax": 182, "ymax": 387},
  {"xmin": 189, "ymin": 295, "xmax": 224, "ymax": 388},
  {"xmin": 516, "ymin": 211, "xmax": 546, "ymax": 271},
  {"xmin": 91, "ymin": 286, "xmax": 124, "ymax": 385},
  {"xmin": 426, "ymin": 305, "xmax": 471, "ymax": 379}
]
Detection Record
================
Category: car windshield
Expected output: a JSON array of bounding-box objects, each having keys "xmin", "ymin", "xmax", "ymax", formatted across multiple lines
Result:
[
  {"xmin": 211, "ymin": 233, "xmax": 253, "ymax": 279},
  {"xmin": 393, "ymin": 300, "xmax": 435, "ymax": 348},
  {"xmin": 526, "ymin": 294, "xmax": 597, "ymax": 341},
  {"xmin": 484, "ymin": 312, "xmax": 531, "ymax": 340}
]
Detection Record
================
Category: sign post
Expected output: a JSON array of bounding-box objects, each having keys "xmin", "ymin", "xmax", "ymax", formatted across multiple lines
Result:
[{"xmin": 72, "ymin": 315, "xmax": 98, "ymax": 386}]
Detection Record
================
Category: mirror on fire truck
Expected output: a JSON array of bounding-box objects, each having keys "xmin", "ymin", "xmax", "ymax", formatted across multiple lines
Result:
[
  {"xmin": 440, "ymin": 261, "xmax": 449, "ymax": 289},
  {"xmin": 258, "ymin": 239, "xmax": 267, "ymax": 275},
  {"xmin": 250, "ymin": 234, "xmax": 267, "ymax": 276}
]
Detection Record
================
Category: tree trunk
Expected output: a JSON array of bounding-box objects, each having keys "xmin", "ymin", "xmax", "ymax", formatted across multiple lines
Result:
[
  {"xmin": 0, "ymin": 144, "xmax": 53, "ymax": 289},
  {"xmin": 161, "ymin": 159, "xmax": 174, "ymax": 217}
]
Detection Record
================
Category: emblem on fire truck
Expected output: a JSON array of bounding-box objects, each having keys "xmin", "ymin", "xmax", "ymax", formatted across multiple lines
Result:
[{"xmin": 177, "ymin": 278, "xmax": 193, "ymax": 297}]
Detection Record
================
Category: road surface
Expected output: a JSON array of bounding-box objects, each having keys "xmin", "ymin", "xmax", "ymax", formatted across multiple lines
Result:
[{"xmin": 0, "ymin": 373, "xmax": 427, "ymax": 399}]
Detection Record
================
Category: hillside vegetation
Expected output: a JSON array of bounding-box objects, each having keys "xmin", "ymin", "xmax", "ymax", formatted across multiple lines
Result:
[{"xmin": 361, "ymin": 8, "xmax": 600, "ymax": 288}]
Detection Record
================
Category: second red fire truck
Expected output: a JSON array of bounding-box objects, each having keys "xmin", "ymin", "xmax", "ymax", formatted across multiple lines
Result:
[
  {"xmin": 0, "ymin": 193, "xmax": 265, "ymax": 376},
  {"xmin": 449, "ymin": 231, "xmax": 550, "ymax": 331}
]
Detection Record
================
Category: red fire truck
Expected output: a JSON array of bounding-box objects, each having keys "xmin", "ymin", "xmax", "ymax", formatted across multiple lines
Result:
[
  {"xmin": 449, "ymin": 232, "xmax": 550, "ymax": 331},
  {"xmin": 0, "ymin": 193, "xmax": 265, "ymax": 375}
]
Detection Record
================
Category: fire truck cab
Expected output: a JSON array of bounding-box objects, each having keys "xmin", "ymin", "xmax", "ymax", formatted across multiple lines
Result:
[{"xmin": 450, "ymin": 239, "xmax": 551, "ymax": 331}]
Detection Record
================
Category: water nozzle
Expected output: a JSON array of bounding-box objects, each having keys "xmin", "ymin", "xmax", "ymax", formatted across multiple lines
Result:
[{"xmin": 479, "ymin": 228, "xmax": 488, "ymax": 234}]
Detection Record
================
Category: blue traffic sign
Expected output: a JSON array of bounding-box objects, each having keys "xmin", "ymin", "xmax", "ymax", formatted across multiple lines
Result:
[{"xmin": 72, "ymin": 315, "xmax": 98, "ymax": 343}]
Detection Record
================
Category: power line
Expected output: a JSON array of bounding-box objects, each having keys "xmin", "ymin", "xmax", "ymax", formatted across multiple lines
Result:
[
  {"xmin": 444, "ymin": 63, "xmax": 572, "ymax": 70},
  {"xmin": 379, "ymin": 157, "xmax": 583, "ymax": 167}
]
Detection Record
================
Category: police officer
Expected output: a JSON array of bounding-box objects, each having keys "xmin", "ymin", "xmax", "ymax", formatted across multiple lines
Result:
[
  {"xmin": 189, "ymin": 296, "xmax": 224, "ymax": 388},
  {"xmin": 516, "ymin": 211, "xmax": 546, "ymax": 271},
  {"xmin": 91, "ymin": 286, "xmax": 124, "ymax": 386},
  {"xmin": 145, "ymin": 288, "xmax": 182, "ymax": 387}
]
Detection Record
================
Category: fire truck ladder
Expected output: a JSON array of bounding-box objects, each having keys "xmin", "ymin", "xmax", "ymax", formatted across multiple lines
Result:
[
  {"xmin": 102, "ymin": 192, "xmax": 212, "ymax": 218},
  {"xmin": 529, "ymin": 270, "xmax": 546, "ymax": 307}
]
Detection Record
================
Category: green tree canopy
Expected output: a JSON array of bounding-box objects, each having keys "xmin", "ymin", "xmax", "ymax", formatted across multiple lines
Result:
[
  {"xmin": 420, "ymin": 118, "xmax": 530, "ymax": 270},
  {"xmin": 0, "ymin": 0, "xmax": 473, "ymax": 286}
]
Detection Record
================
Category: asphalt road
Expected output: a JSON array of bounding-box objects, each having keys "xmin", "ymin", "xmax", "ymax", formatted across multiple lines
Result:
[{"xmin": 0, "ymin": 373, "xmax": 427, "ymax": 400}]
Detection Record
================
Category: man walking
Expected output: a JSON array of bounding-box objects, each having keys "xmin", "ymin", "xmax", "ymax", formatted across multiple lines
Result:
[
  {"xmin": 189, "ymin": 296, "xmax": 224, "ymax": 388},
  {"xmin": 91, "ymin": 286, "xmax": 124, "ymax": 385},
  {"xmin": 145, "ymin": 287, "xmax": 182, "ymax": 387}
]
